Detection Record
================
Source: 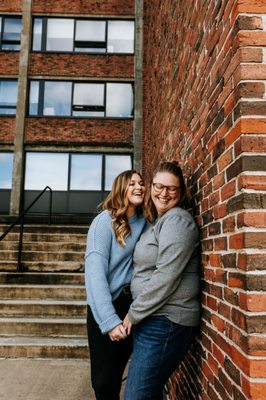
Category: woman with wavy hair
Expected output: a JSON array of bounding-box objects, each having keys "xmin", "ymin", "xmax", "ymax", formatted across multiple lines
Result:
[{"xmin": 85, "ymin": 170, "xmax": 146, "ymax": 400}]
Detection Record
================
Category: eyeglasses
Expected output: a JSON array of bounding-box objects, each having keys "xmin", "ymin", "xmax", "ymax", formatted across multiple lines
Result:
[{"xmin": 152, "ymin": 182, "xmax": 180, "ymax": 194}]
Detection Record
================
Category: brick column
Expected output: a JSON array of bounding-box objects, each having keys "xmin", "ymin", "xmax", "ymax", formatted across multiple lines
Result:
[{"xmin": 142, "ymin": 0, "xmax": 266, "ymax": 398}]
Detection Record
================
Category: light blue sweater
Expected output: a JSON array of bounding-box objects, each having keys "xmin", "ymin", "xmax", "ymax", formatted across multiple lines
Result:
[{"xmin": 85, "ymin": 210, "xmax": 145, "ymax": 334}]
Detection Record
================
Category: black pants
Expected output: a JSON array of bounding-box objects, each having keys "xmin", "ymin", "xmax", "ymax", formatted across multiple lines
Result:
[{"xmin": 87, "ymin": 287, "xmax": 132, "ymax": 400}]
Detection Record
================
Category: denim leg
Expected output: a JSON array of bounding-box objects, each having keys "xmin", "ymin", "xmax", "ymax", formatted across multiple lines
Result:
[{"xmin": 124, "ymin": 316, "xmax": 199, "ymax": 400}]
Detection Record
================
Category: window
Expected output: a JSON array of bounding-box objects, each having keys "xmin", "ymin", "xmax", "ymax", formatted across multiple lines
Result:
[
  {"xmin": 104, "ymin": 155, "xmax": 132, "ymax": 190},
  {"xmin": 0, "ymin": 152, "xmax": 13, "ymax": 189},
  {"xmin": 0, "ymin": 16, "xmax": 22, "ymax": 50},
  {"xmin": 0, "ymin": 79, "xmax": 18, "ymax": 115},
  {"xmin": 29, "ymin": 80, "xmax": 133, "ymax": 118},
  {"xmin": 24, "ymin": 152, "xmax": 132, "ymax": 191},
  {"xmin": 32, "ymin": 17, "xmax": 134, "ymax": 54},
  {"xmin": 24, "ymin": 153, "xmax": 69, "ymax": 190}
]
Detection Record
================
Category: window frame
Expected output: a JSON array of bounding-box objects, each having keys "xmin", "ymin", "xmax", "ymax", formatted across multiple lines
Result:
[
  {"xmin": 0, "ymin": 15, "xmax": 22, "ymax": 51},
  {"xmin": 28, "ymin": 80, "xmax": 134, "ymax": 119},
  {"xmin": 32, "ymin": 17, "xmax": 135, "ymax": 54},
  {"xmin": 24, "ymin": 151, "xmax": 133, "ymax": 192},
  {"xmin": 0, "ymin": 78, "xmax": 18, "ymax": 115}
]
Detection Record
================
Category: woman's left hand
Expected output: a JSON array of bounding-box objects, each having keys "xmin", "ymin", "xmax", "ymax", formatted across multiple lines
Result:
[{"xmin": 123, "ymin": 314, "xmax": 132, "ymax": 335}]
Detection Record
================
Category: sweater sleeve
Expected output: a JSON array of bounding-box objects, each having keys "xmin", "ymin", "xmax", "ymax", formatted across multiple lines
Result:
[
  {"xmin": 85, "ymin": 216, "xmax": 122, "ymax": 334},
  {"xmin": 128, "ymin": 212, "xmax": 199, "ymax": 324}
]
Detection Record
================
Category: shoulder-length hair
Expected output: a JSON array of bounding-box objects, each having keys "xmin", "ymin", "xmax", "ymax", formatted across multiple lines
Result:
[
  {"xmin": 144, "ymin": 161, "xmax": 189, "ymax": 224},
  {"xmin": 101, "ymin": 169, "xmax": 143, "ymax": 246}
]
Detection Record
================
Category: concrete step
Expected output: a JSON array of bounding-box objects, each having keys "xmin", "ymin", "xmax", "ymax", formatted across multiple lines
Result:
[
  {"xmin": 0, "ymin": 224, "xmax": 89, "ymax": 235},
  {"xmin": 0, "ymin": 241, "xmax": 86, "ymax": 252},
  {"xmin": 0, "ymin": 299, "xmax": 86, "ymax": 317},
  {"xmin": 0, "ymin": 337, "xmax": 89, "ymax": 358},
  {"xmin": 0, "ymin": 272, "xmax": 85, "ymax": 285},
  {"xmin": 0, "ymin": 232, "xmax": 87, "ymax": 243},
  {"xmin": 0, "ymin": 260, "xmax": 84, "ymax": 272},
  {"xmin": 0, "ymin": 284, "xmax": 86, "ymax": 300},
  {"xmin": 0, "ymin": 317, "xmax": 87, "ymax": 337},
  {"xmin": 0, "ymin": 250, "xmax": 84, "ymax": 262}
]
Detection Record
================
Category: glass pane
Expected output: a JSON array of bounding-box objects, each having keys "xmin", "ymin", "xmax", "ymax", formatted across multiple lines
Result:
[
  {"xmin": 73, "ymin": 83, "xmax": 104, "ymax": 116},
  {"xmin": 106, "ymin": 83, "xmax": 133, "ymax": 117},
  {"xmin": 46, "ymin": 19, "xmax": 74, "ymax": 51},
  {"xmin": 76, "ymin": 20, "xmax": 106, "ymax": 42},
  {"xmin": 24, "ymin": 153, "xmax": 69, "ymax": 190},
  {"xmin": 3, "ymin": 18, "xmax": 22, "ymax": 41},
  {"xmin": 29, "ymin": 81, "xmax": 39, "ymax": 115},
  {"xmin": 105, "ymin": 155, "xmax": 132, "ymax": 190},
  {"xmin": 70, "ymin": 154, "xmax": 102, "ymax": 190},
  {"xmin": 32, "ymin": 18, "xmax": 43, "ymax": 51},
  {"xmin": 44, "ymin": 81, "xmax": 72, "ymax": 116},
  {"xmin": 0, "ymin": 80, "xmax": 18, "ymax": 115},
  {"xmin": 108, "ymin": 21, "xmax": 134, "ymax": 53},
  {"xmin": 0, "ymin": 153, "xmax": 13, "ymax": 189}
]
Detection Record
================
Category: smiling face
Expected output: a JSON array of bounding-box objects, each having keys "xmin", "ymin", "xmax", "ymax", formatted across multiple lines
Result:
[
  {"xmin": 126, "ymin": 173, "xmax": 145, "ymax": 215},
  {"xmin": 151, "ymin": 171, "xmax": 180, "ymax": 215}
]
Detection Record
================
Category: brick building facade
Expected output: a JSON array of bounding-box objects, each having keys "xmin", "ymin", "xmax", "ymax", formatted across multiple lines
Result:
[
  {"xmin": 0, "ymin": 0, "xmax": 265, "ymax": 399},
  {"xmin": 0, "ymin": 0, "xmax": 141, "ymax": 216},
  {"xmin": 142, "ymin": 1, "xmax": 266, "ymax": 399}
]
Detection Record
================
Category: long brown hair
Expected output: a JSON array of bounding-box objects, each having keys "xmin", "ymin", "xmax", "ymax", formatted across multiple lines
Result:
[
  {"xmin": 144, "ymin": 161, "xmax": 188, "ymax": 223},
  {"xmin": 101, "ymin": 170, "xmax": 143, "ymax": 246}
]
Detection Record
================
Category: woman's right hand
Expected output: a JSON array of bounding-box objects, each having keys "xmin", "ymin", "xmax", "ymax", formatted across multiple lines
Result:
[{"xmin": 108, "ymin": 324, "xmax": 127, "ymax": 341}]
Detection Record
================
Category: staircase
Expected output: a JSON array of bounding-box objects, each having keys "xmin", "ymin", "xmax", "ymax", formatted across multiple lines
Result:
[{"xmin": 0, "ymin": 223, "xmax": 89, "ymax": 359}]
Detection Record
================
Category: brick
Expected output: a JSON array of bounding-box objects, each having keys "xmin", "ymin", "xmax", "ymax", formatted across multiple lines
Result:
[
  {"xmin": 226, "ymin": 156, "xmax": 266, "ymax": 181},
  {"xmin": 239, "ymin": 47, "xmax": 263, "ymax": 63},
  {"xmin": 224, "ymin": 357, "xmax": 241, "ymax": 386},
  {"xmin": 227, "ymin": 193, "xmax": 266, "ymax": 213},
  {"xmin": 238, "ymin": 82, "xmax": 265, "ymax": 99},
  {"xmin": 238, "ymin": 253, "xmax": 266, "ymax": 271},
  {"xmin": 237, "ymin": 212, "xmax": 266, "ymax": 229},
  {"xmin": 222, "ymin": 216, "xmax": 235, "ymax": 233},
  {"xmin": 238, "ymin": 175, "xmax": 266, "ymax": 191},
  {"xmin": 217, "ymin": 148, "xmax": 233, "ymax": 172},
  {"xmin": 238, "ymin": 31, "xmax": 266, "ymax": 47},
  {"xmin": 237, "ymin": 15, "xmax": 263, "ymax": 30},
  {"xmin": 235, "ymin": 136, "xmax": 266, "ymax": 157},
  {"xmin": 221, "ymin": 180, "xmax": 236, "ymax": 201},
  {"xmin": 239, "ymin": 292, "xmax": 266, "ymax": 312}
]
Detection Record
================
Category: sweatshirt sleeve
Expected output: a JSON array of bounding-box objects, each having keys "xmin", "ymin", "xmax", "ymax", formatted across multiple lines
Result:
[
  {"xmin": 128, "ymin": 212, "xmax": 199, "ymax": 324},
  {"xmin": 85, "ymin": 215, "xmax": 122, "ymax": 334}
]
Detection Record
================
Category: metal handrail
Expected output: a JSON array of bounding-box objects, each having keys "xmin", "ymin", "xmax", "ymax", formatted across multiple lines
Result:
[{"xmin": 0, "ymin": 186, "xmax": 53, "ymax": 271}]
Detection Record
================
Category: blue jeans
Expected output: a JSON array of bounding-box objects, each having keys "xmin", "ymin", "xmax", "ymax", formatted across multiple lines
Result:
[{"xmin": 124, "ymin": 316, "xmax": 199, "ymax": 400}]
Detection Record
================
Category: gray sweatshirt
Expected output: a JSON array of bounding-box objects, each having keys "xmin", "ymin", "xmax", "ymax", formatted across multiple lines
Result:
[{"xmin": 128, "ymin": 207, "xmax": 201, "ymax": 326}]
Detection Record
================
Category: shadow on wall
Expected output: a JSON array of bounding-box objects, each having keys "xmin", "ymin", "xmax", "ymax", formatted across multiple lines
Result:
[{"xmin": 164, "ymin": 338, "xmax": 203, "ymax": 400}]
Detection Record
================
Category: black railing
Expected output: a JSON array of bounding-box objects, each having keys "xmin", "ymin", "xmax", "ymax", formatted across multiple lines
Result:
[{"xmin": 0, "ymin": 186, "xmax": 53, "ymax": 272}]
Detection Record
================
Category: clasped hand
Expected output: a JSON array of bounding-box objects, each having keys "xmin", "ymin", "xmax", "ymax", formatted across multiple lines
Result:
[{"xmin": 108, "ymin": 314, "xmax": 132, "ymax": 341}]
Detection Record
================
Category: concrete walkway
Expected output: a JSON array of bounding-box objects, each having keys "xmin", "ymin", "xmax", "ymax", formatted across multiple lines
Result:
[{"xmin": 0, "ymin": 359, "xmax": 94, "ymax": 400}]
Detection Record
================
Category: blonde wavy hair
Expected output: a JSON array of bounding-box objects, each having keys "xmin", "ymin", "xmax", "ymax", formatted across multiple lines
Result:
[{"xmin": 101, "ymin": 170, "xmax": 143, "ymax": 247}]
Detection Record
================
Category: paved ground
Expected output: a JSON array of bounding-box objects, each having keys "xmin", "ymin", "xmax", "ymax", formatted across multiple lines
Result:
[
  {"xmin": 0, "ymin": 359, "xmax": 94, "ymax": 400},
  {"xmin": 0, "ymin": 358, "xmax": 127, "ymax": 400}
]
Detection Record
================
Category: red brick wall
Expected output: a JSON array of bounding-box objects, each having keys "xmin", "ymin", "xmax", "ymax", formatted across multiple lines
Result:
[
  {"xmin": 25, "ymin": 118, "xmax": 133, "ymax": 145},
  {"xmin": 0, "ymin": 53, "xmax": 19, "ymax": 75},
  {"xmin": 0, "ymin": 0, "xmax": 22, "ymax": 12},
  {"xmin": 32, "ymin": 0, "xmax": 134, "ymax": 15},
  {"xmin": 142, "ymin": 0, "xmax": 266, "ymax": 399},
  {"xmin": 0, "ymin": 118, "xmax": 16, "ymax": 142},
  {"xmin": 29, "ymin": 54, "xmax": 134, "ymax": 78}
]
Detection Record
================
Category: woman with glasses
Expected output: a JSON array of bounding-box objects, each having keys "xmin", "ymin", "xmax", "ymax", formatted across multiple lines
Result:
[
  {"xmin": 123, "ymin": 161, "xmax": 200, "ymax": 400},
  {"xmin": 85, "ymin": 170, "xmax": 146, "ymax": 400}
]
